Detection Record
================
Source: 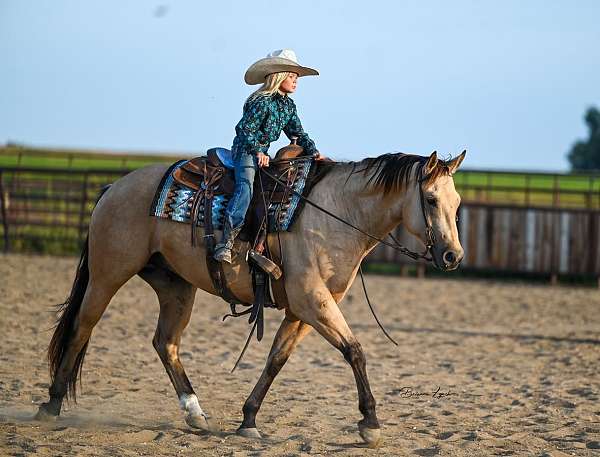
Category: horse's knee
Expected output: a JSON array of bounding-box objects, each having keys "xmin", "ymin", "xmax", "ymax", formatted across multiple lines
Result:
[{"xmin": 342, "ymin": 341, "xmax": 366, "ymax": 367}]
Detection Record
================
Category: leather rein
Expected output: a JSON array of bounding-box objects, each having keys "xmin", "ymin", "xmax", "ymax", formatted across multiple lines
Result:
[{"xmin": 260, "ymin": 159, "xmax": 436, "ymax": 263}]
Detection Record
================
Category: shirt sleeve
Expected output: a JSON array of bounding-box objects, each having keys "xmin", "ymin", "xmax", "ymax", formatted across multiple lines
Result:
[
  {"xmin": 283, "ymin": 101, "xmax": 318, "ymax": 155},
  {"xmin": 235, "ymin": 96, "xmax": 269, "ymax": 156}
]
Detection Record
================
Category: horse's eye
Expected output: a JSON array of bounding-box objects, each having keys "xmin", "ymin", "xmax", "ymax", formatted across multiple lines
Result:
[{"xmin": 427, "ymin": 197, "xmax": 437, "ymax": 207}]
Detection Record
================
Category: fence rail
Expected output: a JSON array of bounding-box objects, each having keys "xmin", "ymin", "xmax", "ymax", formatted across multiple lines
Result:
[
  {"xmin": 0, "ymin": 167, "xmax": 129, "ymax": 254},
  {"xmin": 369, "ymin": 203, "xmax": 600, "ymax": 280},
  {"xmin": 1, "ymin": 166, "xmax": 599, "ymax": 282}
]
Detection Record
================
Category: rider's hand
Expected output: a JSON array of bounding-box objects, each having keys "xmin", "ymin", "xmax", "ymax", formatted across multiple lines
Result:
[
  {"xmin": 257, "ymin": 153, "xmax": 270, "ymax": 168},
  {"xmin": 314, "ymin": 151, "xmax": 326, "ymax": 161}
]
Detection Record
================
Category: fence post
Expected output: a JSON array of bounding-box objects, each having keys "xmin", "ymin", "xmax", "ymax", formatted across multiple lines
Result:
[
  {"xmin": 0, "ymin": 170, "xmax": 9, "ymax": 253},
  {"xmin": 78, "ymin": 172, "xmax": 89, "ymax": 244}
]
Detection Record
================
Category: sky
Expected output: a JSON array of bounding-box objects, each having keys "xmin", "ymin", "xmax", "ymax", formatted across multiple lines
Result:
[{"xmin": 1, "ymin": 0, "xmax": 599, "ymax": 171}]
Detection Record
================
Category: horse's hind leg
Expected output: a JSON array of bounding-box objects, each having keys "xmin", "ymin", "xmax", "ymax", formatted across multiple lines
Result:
[
  {"xmin": 238, "ymin": 311, "xmax": 312, "ymax": 439},
  {"xmin": 138, "ymin": 264, "xmax": 211, "ymax": 431},
  {"xmin": 37, "ymin": 273, "xmax": 121, "ymax": 419}
]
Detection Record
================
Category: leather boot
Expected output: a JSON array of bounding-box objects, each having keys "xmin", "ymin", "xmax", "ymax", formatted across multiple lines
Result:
[{"xmin": 214, "ymin": 222, "xmax": 242, "ymax": 264}]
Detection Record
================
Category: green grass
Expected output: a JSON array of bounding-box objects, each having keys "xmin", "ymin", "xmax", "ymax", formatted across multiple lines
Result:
[
  {"xmin": 0, "ymin": 145, "xmax": 182, "ymax": 170},
  {"xmin": 453, "ymin": 171, "xmax": 600, "ymax": 192}
]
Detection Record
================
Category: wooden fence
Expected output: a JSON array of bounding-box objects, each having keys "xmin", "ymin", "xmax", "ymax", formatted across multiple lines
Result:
[
  {"xmin": 369, "ymin": 203, "xmax": 600, "ymax": 281},
  {"xmin": 0, "ymin": 167, "xmax": 128, "ymax": 254},
  {"xmin": 1, "ymin": 166, "xmax": 599, "ymax": 281}
]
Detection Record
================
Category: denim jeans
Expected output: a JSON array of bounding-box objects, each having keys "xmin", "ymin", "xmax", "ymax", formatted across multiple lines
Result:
[{"xmin": 224, "ymin": 152, "xmax": 258, "ymax": 230}]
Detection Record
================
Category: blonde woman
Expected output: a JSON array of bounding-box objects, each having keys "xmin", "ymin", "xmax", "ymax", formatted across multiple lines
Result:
[{"xmin": 215, "ymin": 49, "xmax": 321, "ymax": 263}]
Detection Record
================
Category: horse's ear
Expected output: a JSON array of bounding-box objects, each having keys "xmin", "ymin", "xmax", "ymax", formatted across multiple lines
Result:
[
  {"xmin": 448, "ymin": 150, "xmax": 466, "ymax": 175},
  {"xmin": 425, "ymin": 151, "xmax": 438, "ymax": 174}
]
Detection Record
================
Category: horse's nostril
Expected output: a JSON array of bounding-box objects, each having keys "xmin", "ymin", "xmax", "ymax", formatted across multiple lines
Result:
[{"xmin": 443, "ymin": 251, "xmax": 456, "ymax": 265}]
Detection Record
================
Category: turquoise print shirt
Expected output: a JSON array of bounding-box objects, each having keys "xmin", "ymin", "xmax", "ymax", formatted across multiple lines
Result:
[{"xmin": 232, "ymin": 92, "xmax": 318, "ymax": 157}]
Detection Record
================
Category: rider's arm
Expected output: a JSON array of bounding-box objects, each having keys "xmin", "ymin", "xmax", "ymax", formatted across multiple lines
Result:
[
  {"xmin": 283, "ymin": 101, "xmax": 318, "ymax": 156},
  {"xmin": 235, "ymin": 96, "xmax": 270, "ymax": 156}
]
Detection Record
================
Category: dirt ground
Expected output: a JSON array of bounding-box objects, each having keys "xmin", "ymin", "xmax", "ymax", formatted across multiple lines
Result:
[{"xmin": 1, "ymin": 254, "xmax": 599, "ymax": 456}]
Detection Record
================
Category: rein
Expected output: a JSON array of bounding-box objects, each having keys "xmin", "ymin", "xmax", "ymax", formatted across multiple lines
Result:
[{"xmin": 260, "ymin": 163, "xmax": 435, "ymax": 262}]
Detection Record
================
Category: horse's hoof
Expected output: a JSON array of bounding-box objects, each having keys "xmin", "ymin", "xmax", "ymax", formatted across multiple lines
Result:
[
  {"xmin": 34, "ymin": 404, "xmax": 58, "ymax": 422},
  {"xmin": 358, "ymin": 423, "xmax": 381, "ymax": 447},
  {"xmin": 237, "ymin": 427, "xmax": 262, "ymax": 439},
  {"xmin": 185, "ymin": 414, "xmax": 217, "ymax": 432}
]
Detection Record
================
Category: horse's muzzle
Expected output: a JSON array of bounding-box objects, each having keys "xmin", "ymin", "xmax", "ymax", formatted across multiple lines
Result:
[{"xmin": 442, "ymin": 249, "xmax": 463, "ymax": 271}]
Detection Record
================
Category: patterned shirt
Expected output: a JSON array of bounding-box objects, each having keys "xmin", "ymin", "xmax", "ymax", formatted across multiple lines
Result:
[{"xmin": 231, "ymin": 92, "xmax": 318, "ymax": 157}]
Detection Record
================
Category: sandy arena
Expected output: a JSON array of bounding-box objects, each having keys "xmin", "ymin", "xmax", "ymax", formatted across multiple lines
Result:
[{"xmin": 1, "ymin": 254, "xmax": 599, "ymax": 456}]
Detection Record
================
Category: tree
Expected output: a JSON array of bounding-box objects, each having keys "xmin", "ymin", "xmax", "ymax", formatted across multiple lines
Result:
[{"xmin": 568, "ymin": 107, "xmax": 600, "ymax": 171}]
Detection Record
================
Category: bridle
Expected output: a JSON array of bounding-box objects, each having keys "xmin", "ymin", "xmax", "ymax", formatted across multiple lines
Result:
[{"xmin": 415, "ymin": 171, "xmax": 437, "ymax": 261}]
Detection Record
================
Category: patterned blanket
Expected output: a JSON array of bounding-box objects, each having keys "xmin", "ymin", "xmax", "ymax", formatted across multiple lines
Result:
[{"xmin": 149, "ymin": 158, "xmax": 315, "ymax": 232}]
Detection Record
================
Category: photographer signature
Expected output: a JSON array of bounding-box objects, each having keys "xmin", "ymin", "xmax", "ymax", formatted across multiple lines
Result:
[{"xmin": 394, "ymin": 386, "xmax": 456, "ymax": 399}]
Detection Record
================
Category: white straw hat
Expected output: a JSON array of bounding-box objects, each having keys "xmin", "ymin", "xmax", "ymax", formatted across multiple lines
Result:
[{"xmin": 244, "ymin": 49, "xmax": 319, "ymax": 85}]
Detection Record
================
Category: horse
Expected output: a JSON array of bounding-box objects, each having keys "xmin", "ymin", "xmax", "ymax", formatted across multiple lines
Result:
[{"xmin": 35, "ymin": 150, "xmax": 466, "ymax": 446}]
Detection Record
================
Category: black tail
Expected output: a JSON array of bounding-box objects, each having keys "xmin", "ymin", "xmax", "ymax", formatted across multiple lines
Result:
[
  {"xmin": 48, "ymin": 236, "xmax": 89, "ymax": 401},
  {"xmin": 47, "ymin": 185, "xmax": 110, "ymax": 401}
]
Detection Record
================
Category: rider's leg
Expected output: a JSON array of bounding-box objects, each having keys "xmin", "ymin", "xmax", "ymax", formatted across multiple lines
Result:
[{"xmin": 215, "ymin": 152, "xmax": 257, "ymax": 263}]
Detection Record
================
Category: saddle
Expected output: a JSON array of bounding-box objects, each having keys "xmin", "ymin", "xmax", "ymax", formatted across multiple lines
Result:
[
  {"xmin": 172, "ymin": 142, "xmax": 305, "ymax": 194},
  {"xmin": 172, "ymin": 148, "xmax": 235, "ymax": 194},
  {"xmin": 172, "ymin": 139, "xmax": 310, "ymax": 238}
]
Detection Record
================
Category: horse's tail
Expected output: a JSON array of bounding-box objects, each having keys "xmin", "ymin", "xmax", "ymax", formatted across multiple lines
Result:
[{"xmin": 48, "ymin": 184, "xmax": 111, "ymax": 401}]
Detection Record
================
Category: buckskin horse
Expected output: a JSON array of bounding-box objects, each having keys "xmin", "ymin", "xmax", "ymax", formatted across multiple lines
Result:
[{"xmin": 35, "ymin": 150, "xmax": 466, "ymax": 446}]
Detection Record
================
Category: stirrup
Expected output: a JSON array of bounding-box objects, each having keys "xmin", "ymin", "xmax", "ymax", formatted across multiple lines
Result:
[{"xmin": 248, "ymin": 250, "xmax": 282, "ymax": 280}]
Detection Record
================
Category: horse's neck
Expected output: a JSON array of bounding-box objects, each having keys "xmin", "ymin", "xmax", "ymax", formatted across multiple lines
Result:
[{"xmin": 318, "ymin": 163, "xmax": 408, "ymax": 252}]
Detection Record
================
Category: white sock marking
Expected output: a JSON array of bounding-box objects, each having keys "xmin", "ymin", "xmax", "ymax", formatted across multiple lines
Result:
[{"xmin": 179, "ymin": 393, "xmax": 206, "ymax": 418}]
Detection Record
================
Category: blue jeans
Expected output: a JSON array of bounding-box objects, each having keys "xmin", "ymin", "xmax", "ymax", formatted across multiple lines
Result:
[{"xmin": 224, "ymin": 152, "xmax": 258, "ymax": 230}]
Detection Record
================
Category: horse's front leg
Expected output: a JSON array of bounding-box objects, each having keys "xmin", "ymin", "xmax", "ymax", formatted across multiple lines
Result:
[
  {"xmin": 289, "ymin": 287, "xmax": 381, "ymax": 446},
  {"xmin": 238, "ymin": 311, "xmax": 312, "ymax": 439}
]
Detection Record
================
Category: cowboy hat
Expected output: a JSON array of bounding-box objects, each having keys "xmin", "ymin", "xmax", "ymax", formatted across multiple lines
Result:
[{"xmin": 244, "ymin": 49, "xmax": 319, "ymax": 85}]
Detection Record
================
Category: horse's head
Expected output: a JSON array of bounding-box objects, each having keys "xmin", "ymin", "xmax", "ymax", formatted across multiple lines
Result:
[{"xmin": 402, "ymin": 151, "xmax": 466, "ymax": 271}]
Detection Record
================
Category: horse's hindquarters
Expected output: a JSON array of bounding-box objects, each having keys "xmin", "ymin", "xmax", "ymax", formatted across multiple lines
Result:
[{"xmin": 87, "ymin": 164, "xmax": 169, "ymax": 287}]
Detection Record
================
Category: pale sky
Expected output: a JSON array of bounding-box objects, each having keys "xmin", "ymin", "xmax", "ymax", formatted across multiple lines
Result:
[{"xmin": 1, "ymin": 0, "xmax": 599, "ymax": 171}]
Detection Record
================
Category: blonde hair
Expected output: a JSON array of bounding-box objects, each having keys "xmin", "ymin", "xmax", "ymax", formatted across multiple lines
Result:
[{"xmin": 246, "ymin": 72, "xmax": 291, "ymax": 104}]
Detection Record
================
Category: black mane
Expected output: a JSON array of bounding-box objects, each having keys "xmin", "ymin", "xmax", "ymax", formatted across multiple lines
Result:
[
  {"xmin": 311, "ymin": 152, "xmax": 451, "ymax": 195},
  {"xmin": 360, "ymin": 153, "xmax": 428, "ymax": 194}
]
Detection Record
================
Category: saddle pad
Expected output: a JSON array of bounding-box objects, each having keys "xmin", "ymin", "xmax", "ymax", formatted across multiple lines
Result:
[
  {"xmin": 150, "ymin": 160, "xmax": 231, "ymax": 230},
  {"xmin": 266, "ymin": 159, "xmax": 313, "ymax": 232},
  {"xmin": 149, "ymin": 158, "xmax": 315, "ymax": 233}
]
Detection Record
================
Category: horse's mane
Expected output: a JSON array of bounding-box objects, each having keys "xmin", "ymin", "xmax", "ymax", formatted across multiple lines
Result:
[{"xmin": 315, "ymin": 153, "xmax": 452, "ymax": 195}]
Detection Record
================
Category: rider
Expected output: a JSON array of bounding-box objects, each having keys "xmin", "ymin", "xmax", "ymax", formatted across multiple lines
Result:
[{"xmin": 214, "ymin": 49, "xmax": 321, "ymax": 263}]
